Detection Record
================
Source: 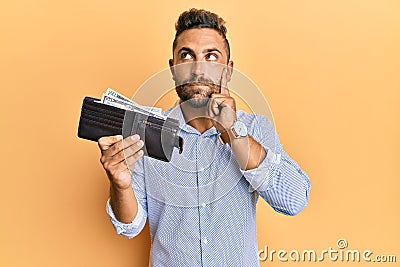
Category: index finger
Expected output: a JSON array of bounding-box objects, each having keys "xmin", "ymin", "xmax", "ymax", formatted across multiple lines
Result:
[
  {"xmin": 219, "ymin": 66, "xmax": 230, "ymax": 96},
  {"xmin": 98, "ymin": 135, "xmax": 123, "ymax": 151}
]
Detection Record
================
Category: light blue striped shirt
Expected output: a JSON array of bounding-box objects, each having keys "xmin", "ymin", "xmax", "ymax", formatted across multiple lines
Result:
[{"xmin": 106, "ymin": 105, "xmax": 310, "ymax": 267}]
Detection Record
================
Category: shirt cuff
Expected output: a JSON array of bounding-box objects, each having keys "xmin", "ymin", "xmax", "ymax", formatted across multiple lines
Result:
[
  {"xmin": 241, "ymin": 146, "xmax": 281, "ymax": 191},
  {"xmin": 106, "ymin": 198, "xmax": 147, "ymax": 238}
]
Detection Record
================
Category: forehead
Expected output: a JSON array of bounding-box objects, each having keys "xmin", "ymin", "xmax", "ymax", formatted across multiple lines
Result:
[{"xmin": 174, "ymin": 28, "xmax": 227, "ymax": 54}]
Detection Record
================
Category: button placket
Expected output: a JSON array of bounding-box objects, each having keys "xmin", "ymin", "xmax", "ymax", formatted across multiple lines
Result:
[{"xmin": 196, "ymin": 135, "xmax": 212, "ymax": 265}]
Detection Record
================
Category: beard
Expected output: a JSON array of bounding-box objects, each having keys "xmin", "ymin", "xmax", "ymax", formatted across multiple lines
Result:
[{"xmin": 176, "ymin": 77, "xmax": 220, "ymax": 108}]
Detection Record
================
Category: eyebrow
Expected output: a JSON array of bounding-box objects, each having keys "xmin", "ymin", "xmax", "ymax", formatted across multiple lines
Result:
[
  {"xmin": 177, "ymin": 47, "xmax": 223, "ymax": 55},
  {"xmin": 205, "ymin": 48, "xmax": 222, "ymax": 54}
]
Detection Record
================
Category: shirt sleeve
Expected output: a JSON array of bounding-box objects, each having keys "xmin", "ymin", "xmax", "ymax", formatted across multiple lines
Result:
[
  {"xmin": 105, "ymin": 157, "xmax": 148, "ymax": 238},
  {"xmin": 240, "ymin": 114, "xmax": 311, "ymax": 216}
]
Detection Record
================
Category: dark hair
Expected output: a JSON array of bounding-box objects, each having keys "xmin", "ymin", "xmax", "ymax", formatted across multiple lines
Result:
[{"xmin": 173, "ymin": 8, "xmax": 231, "ymax": 61}]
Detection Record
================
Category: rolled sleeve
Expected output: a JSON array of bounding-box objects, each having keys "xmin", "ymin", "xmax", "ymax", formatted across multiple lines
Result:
[
  {"xmin": 238, "ymin": 112, "xmax": 310, "ymax": 215},
  {"xmin": 106, "ymin": 198, "xmax": 147, "ymax": 239},
  {"xmin": 239, "ymin": 112, "xmax": 282, "ymax": 192},
  {"xmin": 240, "ymin": 145, "xmax": 280, "ymax": 191}
]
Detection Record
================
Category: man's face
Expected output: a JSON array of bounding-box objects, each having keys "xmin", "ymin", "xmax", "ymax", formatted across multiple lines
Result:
[{"xmin": 170, "ymin": 28, "xmax": 233, "ymax": 108}]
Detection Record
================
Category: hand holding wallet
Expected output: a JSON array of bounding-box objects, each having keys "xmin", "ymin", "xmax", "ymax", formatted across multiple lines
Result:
[{"xmin": 77, "ymin": 96, "xmax": 183, "ymax": 162}]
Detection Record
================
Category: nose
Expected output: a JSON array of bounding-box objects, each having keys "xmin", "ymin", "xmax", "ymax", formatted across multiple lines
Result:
[{"xmin": 190, "ymin": 61, "xmax": 206, "ymax": 79}]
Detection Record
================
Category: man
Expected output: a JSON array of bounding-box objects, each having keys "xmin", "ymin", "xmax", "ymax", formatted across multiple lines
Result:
[{"xmin": 98, "ymin": 8, "xmax": 310, "ymax": 267}]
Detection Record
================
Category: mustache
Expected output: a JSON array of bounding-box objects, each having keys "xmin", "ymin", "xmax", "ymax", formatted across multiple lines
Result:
[{"xmin": 180, "ymin": 76, "xmax": 217, "ymax": 86}]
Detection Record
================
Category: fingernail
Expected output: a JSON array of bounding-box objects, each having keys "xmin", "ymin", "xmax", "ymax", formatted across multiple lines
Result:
[
  {"xmin": 131, "ymin": 134, "xmax": 139, "ymax": 141},
  {"xmin": 138, "ymin": 140, "xmax": 144, "ymax": 147}
]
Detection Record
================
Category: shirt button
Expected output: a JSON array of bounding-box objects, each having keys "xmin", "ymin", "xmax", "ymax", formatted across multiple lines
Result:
[
  {"xmin": 203, "ymin": 238, "xmax": 208, "ymax": 244},
  {"xmin": 199, "ymin": 167, "xmax": 205, "ymax": 172},
  {"xmin": 201, "ymin": 202, "xmax": 206, "ymax": 208}
]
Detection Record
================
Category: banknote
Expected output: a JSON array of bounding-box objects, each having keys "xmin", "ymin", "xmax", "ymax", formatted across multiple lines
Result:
[
  {"xmin": 142, "ymin": 106, "xmax": 162, "ymax": 115},
  {"xmin": 101, "ymin": 94, "xmax": 135, "ymax": 110},
  {"xmin": 104, "ymin": 88, "xmax": 162, "ymax": 115},
  {"xmin": 105, "ymin": 88, "xmax": 138, "ymax": 105},
  {"xmin": 102, "ymin": 94, "xmax": 166, "ymax": 119}
]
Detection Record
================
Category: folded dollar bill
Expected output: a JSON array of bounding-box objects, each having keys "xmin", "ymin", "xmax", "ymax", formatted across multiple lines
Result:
[{"xmin": 99, "ymin": 88, "xmax": 165, "ymax": 119}]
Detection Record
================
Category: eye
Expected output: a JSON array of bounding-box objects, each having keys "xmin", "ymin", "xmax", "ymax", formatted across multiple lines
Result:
[
  {"xmin": 206, "ymin": 53, "xmax": 218, "ymax": 61},
  {"xmin": 181, "ymin": 52, "xmax": 193, "ymax": 60}
]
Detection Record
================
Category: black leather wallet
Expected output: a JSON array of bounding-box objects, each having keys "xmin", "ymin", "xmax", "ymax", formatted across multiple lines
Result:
[{"xmin": 77, "ymin": 97, "xmax": 183, "ymax": 162}]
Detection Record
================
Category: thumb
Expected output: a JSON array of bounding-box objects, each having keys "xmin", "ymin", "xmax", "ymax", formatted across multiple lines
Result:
[{"xmin": 98, "ymin": 135, "xmax": 123, "ymax": 151}]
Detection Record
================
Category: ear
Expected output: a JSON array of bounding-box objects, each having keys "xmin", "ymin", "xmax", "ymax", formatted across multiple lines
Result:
[
  {"xmin": 226, "ymin": 60, "xmax": 234, "ymax": 82},
  {"xmin": 169, "ymin": 59, "xmax": 176, "ymax": 81}
]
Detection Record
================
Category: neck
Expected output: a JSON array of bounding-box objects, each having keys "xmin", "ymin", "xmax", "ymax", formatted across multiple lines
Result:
[{"xmin": 179, "ymin": 101, "xmax": 213, "ymax": 134}]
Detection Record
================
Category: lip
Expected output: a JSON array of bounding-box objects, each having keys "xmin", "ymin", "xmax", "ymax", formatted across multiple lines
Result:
[{"xmin": 188, "ymin": 82, "xmax": 209, "ymax": 87}]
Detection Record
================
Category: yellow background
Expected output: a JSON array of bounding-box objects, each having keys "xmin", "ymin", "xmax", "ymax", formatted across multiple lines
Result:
[{"xmin": 1, "ymin": 0, "xmax": 399, "ymax": 266}]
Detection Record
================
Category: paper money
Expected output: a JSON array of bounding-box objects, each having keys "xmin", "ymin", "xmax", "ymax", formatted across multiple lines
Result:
[
  {"xmin": 101, "ymin": 94, "xmax": 135, "ymax": 110},
  {"xmin": 104, "ymin": 88, "xmax": 162, "ymax": 115},
  {"xmin": 142, "ymin": 106, "xmax": 162, "ymax": 115},
  {"xmin": 105, "ymin": 88, "xmax": 138, "ymax": 105},
  {"xmin": 101, "ymin": 92, "xmax": 166, "ymax": 119}
]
